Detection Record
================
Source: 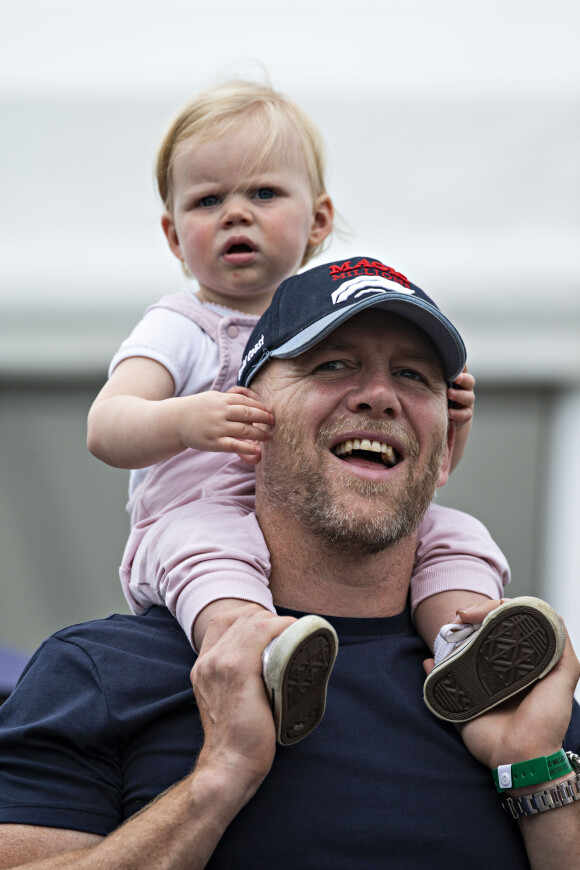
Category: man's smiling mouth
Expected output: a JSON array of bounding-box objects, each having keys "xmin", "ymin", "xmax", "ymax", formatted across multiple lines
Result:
[{"xmin": 331, "ymin": 439, "xmax": 400, "ymax": 468}]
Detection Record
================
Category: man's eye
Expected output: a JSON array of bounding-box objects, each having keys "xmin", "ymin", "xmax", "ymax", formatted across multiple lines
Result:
[
  {"xmin": 315, "ymin": 360, "xmax": 347, "ymax": 372},
  {"xmin": 254, "ymin": 188, "xmax": 276, "ymax": 200},
  {"xmin": 397, "ymin": 368, "xmax": 424, "ymax": 381},
  {"xmin": 197, "ymin": 195, "xmax": 221, "ymax": 208}
]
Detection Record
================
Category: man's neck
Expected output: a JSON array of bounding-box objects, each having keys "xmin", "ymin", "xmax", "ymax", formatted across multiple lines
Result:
[{"xmin": 260, "ymin": 506, "xmax": 416, "ymax": 619}]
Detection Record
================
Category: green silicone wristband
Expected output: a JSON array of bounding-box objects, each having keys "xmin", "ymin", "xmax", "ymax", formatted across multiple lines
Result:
[{"xmin": 492, "ymin": 749, "xmax": 572, "ymax": 793}]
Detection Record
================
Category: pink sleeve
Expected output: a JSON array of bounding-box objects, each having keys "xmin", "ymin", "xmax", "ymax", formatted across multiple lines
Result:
[
  {"xmin": 411, "ymin": 503, "xmax": 510, "ymax": 615},
  {"xmin": 119, "ymin": 451, "xmax": 275, "ymax": 651}
]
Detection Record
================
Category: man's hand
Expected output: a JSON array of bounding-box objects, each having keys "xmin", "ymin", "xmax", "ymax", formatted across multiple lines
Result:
[
  {"xmin": 428, "ymin": 599, "xmax": 580, "ymax": 870},
  {"xmin": 424, "ymin": 599, "xmax": 580, "ymax": 770},
  {"xmin": 191, "ymin": 606, "xmax": 296, "ymax": 804}
]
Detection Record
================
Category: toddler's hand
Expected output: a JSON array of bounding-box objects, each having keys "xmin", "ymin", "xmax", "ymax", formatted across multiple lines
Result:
[
  {"xmin": 177, "ymin": 387, "xmax": 274, "ymax": 457},
  {"xmin": 447, "ymin": 366, "xmax": 475, "ymax": 429}
]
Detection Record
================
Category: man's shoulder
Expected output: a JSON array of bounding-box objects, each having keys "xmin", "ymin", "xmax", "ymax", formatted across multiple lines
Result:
[
  {"xmin": 11, "ymin": 607, "xmax": 197, "ymax": 741},
  {"xmin": 0, "ymin": 607, "xmax": 201, "ymax": 839},
  {"xmin": 52, "ymin": 605, "xmax": 181, "ymax": 643},
  {"xmin": 50, "ymin": 606, "xmax": 193, "ymax": 663}
]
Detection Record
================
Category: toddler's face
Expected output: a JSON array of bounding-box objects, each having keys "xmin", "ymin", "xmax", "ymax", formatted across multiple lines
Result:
[{"xmin": 161, "ymin": 120, "xmax": 332, "ymax": 315}]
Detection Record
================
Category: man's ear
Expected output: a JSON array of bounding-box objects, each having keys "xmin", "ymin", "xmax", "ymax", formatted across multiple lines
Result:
[
  {"xmin": 227, "ymin": 385, "xmax": 264, "ymax": 403},
  {"xmin": 436, "ymin": 422, "xmax": 456, "ymax": 489},
  {"xmin": 308, "ymin": 194, "xmax": 334, "ymax": 247},
  {"xmin": 161, "ymin": 212, "xmax": 185, "ymax": 263}
]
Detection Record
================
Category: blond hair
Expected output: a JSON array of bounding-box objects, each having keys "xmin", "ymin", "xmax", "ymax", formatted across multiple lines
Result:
[{"xmin": 156, "ymin": 79, "xmax": 330, "ymax": 266}]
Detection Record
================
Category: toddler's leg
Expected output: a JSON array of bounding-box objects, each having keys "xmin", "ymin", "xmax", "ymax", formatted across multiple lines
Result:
[
  {"xmin": 420, "ymin": 594, "xmax": 566, "ymax": 722},
  {"xmin": 128, "ymin": 496, "xmax": 339, "ymax": 745},
  {"xmin": 195, "ymin": 599, "xmax": 338, "ymax": 746},
  {"xmin": 193, "ymin": 598, "xmax": 264, "ymax": 651},
  {"xmin": 414, "ymin": 590, "xmax": 490, "ymax": 653}
]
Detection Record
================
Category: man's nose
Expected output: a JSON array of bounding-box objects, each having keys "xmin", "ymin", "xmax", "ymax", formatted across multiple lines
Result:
[
  {"xmin": 220, "ymin": 196, "xmax": 253, "ymax": 227},
  {"xmin": 344, "ymin": 369, "xmax": 402, "ymax": 418}
]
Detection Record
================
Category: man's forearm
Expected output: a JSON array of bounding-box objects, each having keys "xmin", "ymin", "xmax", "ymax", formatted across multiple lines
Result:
[
  {"xmin": 519, "ymin": 798, "xmax": 580, "ymax": 870},
  {"xmin": 0, "ymin": 763, "xmax": 256, "ymax": 870}
]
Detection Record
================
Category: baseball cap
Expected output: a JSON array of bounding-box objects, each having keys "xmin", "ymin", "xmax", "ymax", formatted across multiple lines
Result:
[{"xmin": 238, "ymin": 256, "xmax": 466, "ymax": 387}]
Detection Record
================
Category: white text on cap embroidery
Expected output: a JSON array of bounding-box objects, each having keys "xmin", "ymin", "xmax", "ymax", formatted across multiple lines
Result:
[{"xmin": 238, "ymin": 334, "xmax": 264, "ymax": 380}]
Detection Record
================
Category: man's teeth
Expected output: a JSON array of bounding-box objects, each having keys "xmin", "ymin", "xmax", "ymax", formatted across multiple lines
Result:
[{"xmin": 333, "ymin": 439, "xmax": 396, "ymax": 465}]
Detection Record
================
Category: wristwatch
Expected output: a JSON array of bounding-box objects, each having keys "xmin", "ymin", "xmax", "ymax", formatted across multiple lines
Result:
[{"xmin": 501, "ymin": 752, "xmax": 580, "ymax": 819}]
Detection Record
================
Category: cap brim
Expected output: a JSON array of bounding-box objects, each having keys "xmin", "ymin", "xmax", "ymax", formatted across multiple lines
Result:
[{"xmin": 270, "ymin": 293, "xmax": 466, "ymax": 381}]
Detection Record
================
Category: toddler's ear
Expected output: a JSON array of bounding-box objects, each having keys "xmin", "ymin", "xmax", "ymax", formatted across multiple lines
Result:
[
  {"xmin": 161, "ymin": 212, "xmax": 185, "ymax": 263},
  {"xmin": 308, "ymin": 194, "xmax": 334, "ymax": 247}
]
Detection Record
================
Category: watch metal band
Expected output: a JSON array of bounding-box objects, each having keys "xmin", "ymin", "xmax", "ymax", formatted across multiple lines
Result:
[{"xmin": 500, "ymin": 752, "xmax": 580, "ymax": 819}]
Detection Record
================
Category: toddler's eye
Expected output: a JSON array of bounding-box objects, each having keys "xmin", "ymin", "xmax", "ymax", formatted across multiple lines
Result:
[
  {"xmin": 198, "ymin": 195, "xmax": 221, "ymax": 208},
  {"xmin": 254, "ymin": 188, "xmax": 276, "ymax": 200}
]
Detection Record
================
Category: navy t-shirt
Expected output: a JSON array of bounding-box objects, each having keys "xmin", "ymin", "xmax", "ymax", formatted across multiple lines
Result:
[{"xmin": 1, "ymin": 606, "xmax": 578, "ymax": 868}]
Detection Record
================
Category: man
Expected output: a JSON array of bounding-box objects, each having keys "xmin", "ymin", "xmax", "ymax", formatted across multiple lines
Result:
[{"xmin": 1, "ymin": 257, "xmax": 579, "ymax": 869}]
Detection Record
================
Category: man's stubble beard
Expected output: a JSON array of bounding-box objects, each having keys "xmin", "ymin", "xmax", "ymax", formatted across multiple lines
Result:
[{"xmin": 260, "ymin": 416, "xmax": 448, "ymax": 556}]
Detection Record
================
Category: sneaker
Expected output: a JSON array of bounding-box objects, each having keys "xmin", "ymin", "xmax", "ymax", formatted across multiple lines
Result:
[
  {"xmin": 262, "ymin": 615, "xmax": 338, "ymax": 746},
  {"xmin": 423, "ymin": 596, "xmax": 566, "ymax": 723}
]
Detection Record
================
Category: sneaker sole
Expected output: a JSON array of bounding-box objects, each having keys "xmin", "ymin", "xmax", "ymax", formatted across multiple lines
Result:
[
  {"xmin": 263, "ymin": 616, "xmax": 338, "ymax": 746},
  {"xmin": 423, "ymin": 596, "xmax": 566, "ymax": 723}
]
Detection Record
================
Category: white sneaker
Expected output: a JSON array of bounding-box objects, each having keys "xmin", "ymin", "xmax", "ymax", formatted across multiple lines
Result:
[
  {"xmin": 423, "ymin": 596, "xmax": 566, "ymax": 722},
  {"xmin": 433, "ymin": 621, "xmax": 482, "ymax": 665},
  {"xmin": 262, "ymin": 615, "xmax": 338, "ymax": 746}
]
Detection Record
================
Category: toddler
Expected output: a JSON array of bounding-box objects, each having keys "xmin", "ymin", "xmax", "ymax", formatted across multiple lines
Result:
[{"xmin": 88, "ymin": 79, "xmax": 506, "ymax": 745}]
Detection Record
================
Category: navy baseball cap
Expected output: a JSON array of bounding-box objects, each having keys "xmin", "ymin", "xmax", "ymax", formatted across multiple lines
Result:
[{"xmin": 238, "ymin": 256, "xmax": 466, "ymax": 387}]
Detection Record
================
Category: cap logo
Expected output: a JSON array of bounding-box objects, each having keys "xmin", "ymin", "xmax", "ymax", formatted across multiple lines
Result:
[{"xmin": 331, "ymin": 275, "xmax": 416, "ymax": 305}]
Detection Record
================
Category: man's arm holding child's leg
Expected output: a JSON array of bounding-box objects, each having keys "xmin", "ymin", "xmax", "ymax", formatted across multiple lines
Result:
[
  {"xmin": 426, "ymin": 599, "xmax": 580, "ymax": 870},
  {"xmin": 0, "ymin": 608, "xmax": 293, "ymax": 870}
]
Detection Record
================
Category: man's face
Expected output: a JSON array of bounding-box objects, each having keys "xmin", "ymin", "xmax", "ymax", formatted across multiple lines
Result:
[{"xmin": 254, "ymin": 310, "xmax": 454, "ymax": 555}]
